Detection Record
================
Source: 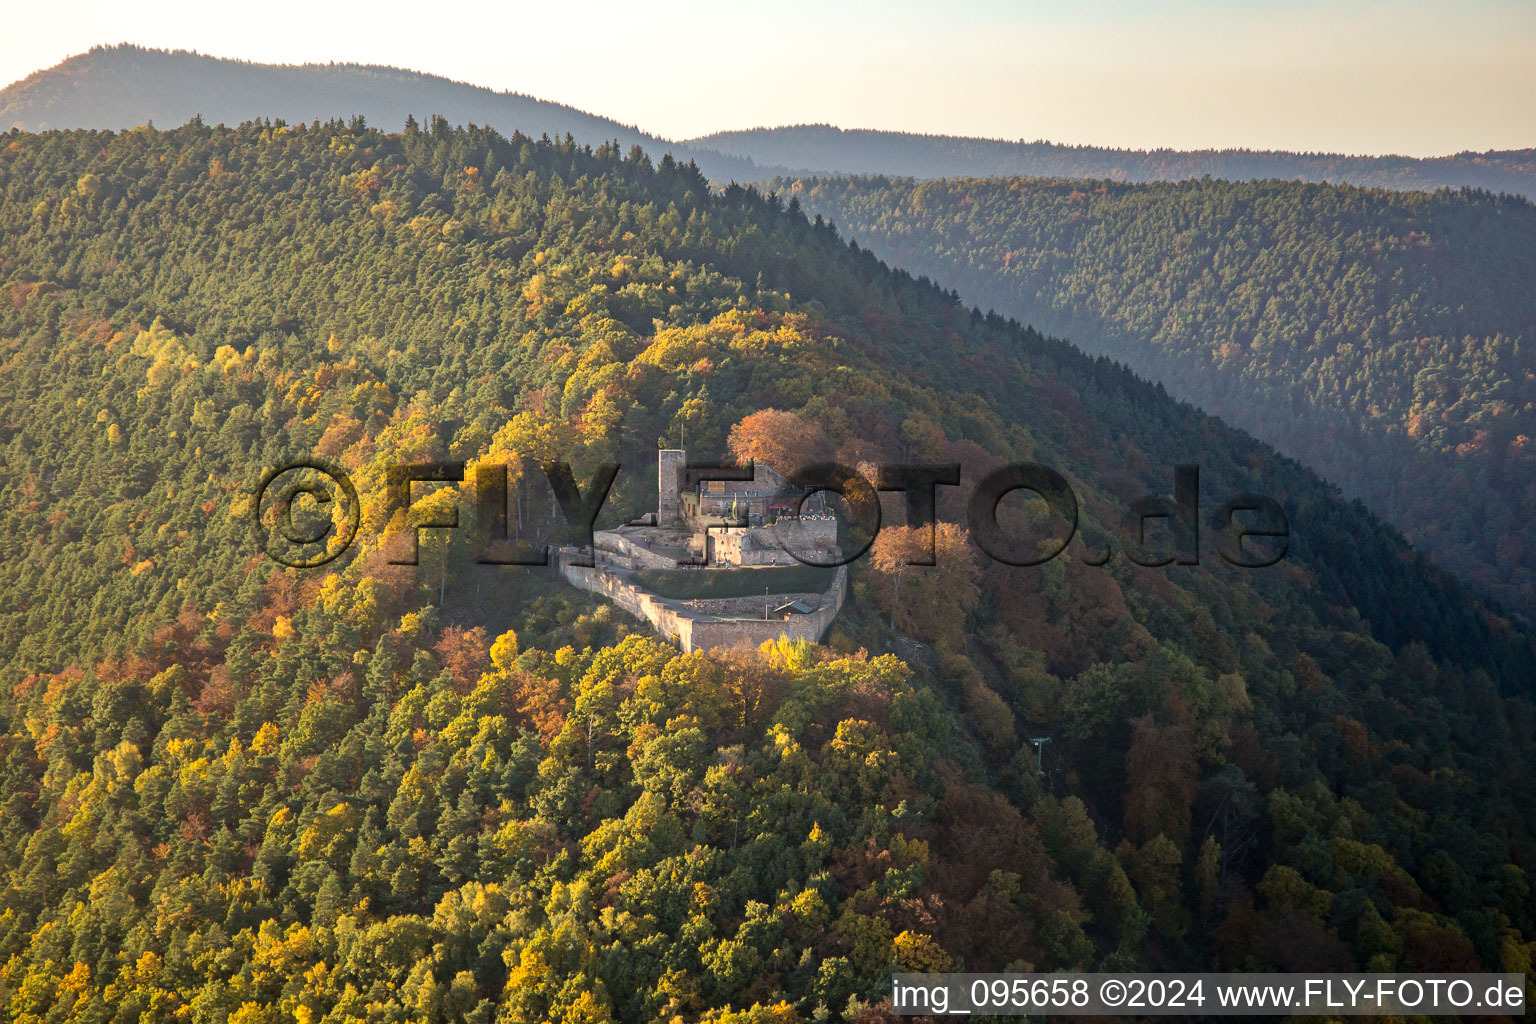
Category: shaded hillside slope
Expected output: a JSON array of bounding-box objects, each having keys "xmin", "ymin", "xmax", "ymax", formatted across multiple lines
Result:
[{"xmin": 781, "ymin": 174, "xmax": 1536, "ymax": 614}]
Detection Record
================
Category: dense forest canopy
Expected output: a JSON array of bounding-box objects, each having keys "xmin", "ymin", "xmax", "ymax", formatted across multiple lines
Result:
[
  {"xmin": 778, "ymin": 174, "xmax": 1536, "ymax": 616},
  {"xmin": 699, "ymin": 125, "xmax": 1536, "ymax": 198},
  {"xmin": 1, "ymin": 119, "xmax": 1534, "ymax": 1021}
]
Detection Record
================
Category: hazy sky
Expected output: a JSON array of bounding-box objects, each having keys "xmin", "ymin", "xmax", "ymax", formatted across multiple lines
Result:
[{"xmin": 4, "ymin": 0, "xmax": 1533, "ymax": 155}]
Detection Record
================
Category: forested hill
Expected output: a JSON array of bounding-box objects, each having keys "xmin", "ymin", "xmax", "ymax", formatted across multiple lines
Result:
[
  {"xmin": 0, "ymin": 44, "xmax": 764, "ymax": 181},
  {"xmin": 696, "ymin": 124, "xmax": 1536, "ymax": 198},
  {"xmin": 779, "ymin": 175, "xmax": 1536, "ymax": 616},
  {"xmin": 1, "ymin": 121, "xmax": 1535, "ymax": 1019}
]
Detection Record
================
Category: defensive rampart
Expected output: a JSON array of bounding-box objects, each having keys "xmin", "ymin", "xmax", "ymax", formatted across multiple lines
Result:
[{"xmin": 559, "ymin": 554, "xmax": 847, "ymax": 653}]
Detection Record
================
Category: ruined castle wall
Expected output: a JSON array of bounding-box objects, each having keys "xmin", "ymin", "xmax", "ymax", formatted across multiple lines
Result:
[
  {"xmin": 771, "ymin": 517, "xmax": 838, "ymax": 549},
  {"xmin": 561, "ymin": 561, "xmax": 690, "ymax": 646},
  {"xmin": 593, "ymin": 531, "xmax": 677, "ymax": 570},
  {"xmin": 560, "ymin": 554, "xmax": 848, "ymax": 654},
  {"xmin": 681, "ymin": 591, "xmax": 825, "ymax": 617},
  {"xmin": 683, "ymin": 567, "xmax": 847, "ymax": 651}
]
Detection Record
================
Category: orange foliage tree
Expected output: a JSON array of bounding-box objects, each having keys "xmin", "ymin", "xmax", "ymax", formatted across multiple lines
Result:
[
  {"xmin": 726, "ymin": 408, "xmax": 828, "ymax": 476},
  {"xmin": 867, "ymin": 522, "xmax": 979, "ymax": 648}
]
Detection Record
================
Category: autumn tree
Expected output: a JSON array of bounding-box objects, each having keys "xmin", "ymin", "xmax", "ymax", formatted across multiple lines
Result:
[
  {"xmin": 727, "ymin": 408, "xmax": 829, "ymax": 477},
  {"xmin": 867, "ymin": 522, "xmax": 978, "ymax": 648}
]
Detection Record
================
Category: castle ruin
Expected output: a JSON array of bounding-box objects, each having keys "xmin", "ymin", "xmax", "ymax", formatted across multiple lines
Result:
[{"xmin": 558, "ymin": 449, "xmax": 847, "ymax": 652}]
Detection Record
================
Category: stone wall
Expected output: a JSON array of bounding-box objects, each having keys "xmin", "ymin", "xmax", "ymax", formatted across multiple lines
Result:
[
  {"xmin": 681, "ymin": 590, "xmax": 827, "ymax": 617},
  {"xmin": 685, "ymin": 614, "xmax": 825, "ymax": 651},
  {"xmin": 561, "ymin": 561, "xmax": 689, "ymax": 646},
  {"xmin": 710, "ymin": 528, "xmax": 795, "ymax": 567},
  {"xmin": 559, "ymin": 553, "xmax": 847, "ymax": 653},
  {"xmin": 593, "ymin": 530, "xmax": 677, "ymax": 570},
  {"xmin": 708, "ymin": 520, "xmax": 839, "ymax": 567},
  {"xmin": 772, "ymin": 517, "xmax": 837, "ymax": 546}
]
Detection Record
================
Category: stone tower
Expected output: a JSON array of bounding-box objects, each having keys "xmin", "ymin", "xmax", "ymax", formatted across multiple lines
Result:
[{"xmin": 658, "ymin": 449, "xmax": 686, "ymax": 525}]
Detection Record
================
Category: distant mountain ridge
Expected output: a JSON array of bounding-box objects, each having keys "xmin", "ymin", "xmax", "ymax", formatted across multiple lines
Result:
[
  {"xmin": 8, "ymin": 47, "xmax": 1534, "ymax": 197},
  {"xmin": 0, "ymin": 44, "xmax": 768, "ymax": 181},
  {"xmin": 693, "ymin": 123, "xmax": 1536, "ymax": 197}
]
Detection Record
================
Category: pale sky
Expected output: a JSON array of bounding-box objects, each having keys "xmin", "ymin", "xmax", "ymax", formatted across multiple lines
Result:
[{"xmin": 4, "ymin": 0, "xmax": 1533, "ymax": 156}]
